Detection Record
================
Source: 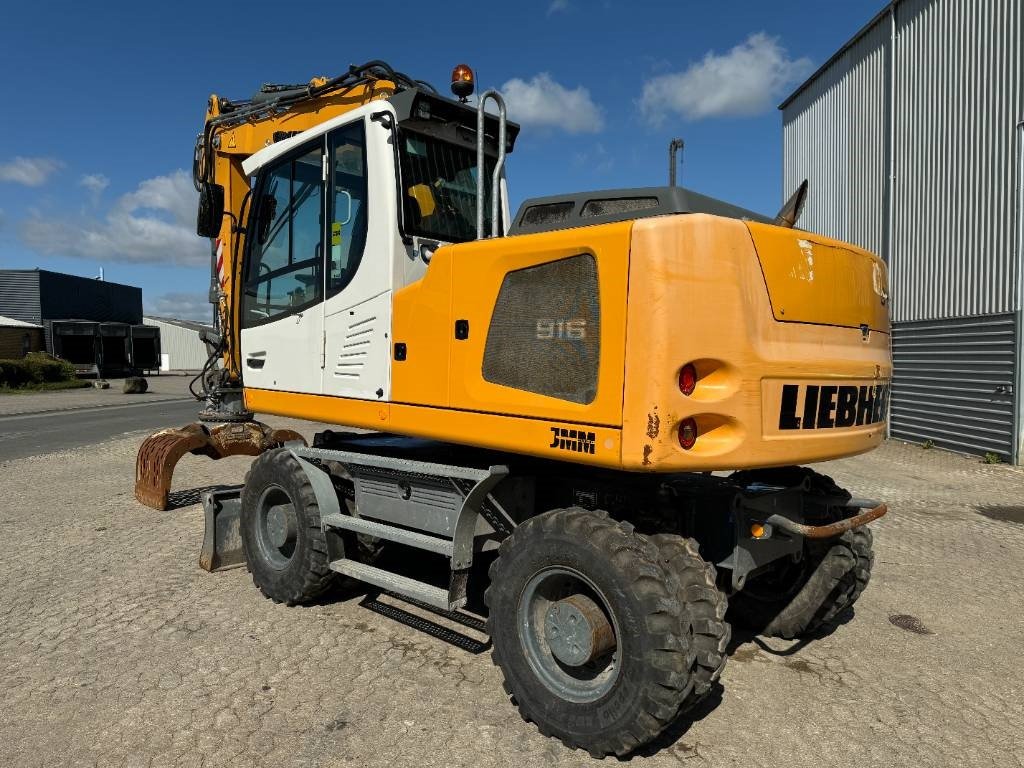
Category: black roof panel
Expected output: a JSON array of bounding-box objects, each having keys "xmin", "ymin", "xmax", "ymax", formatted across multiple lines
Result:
[{"xmin": 508, "ymin": 186, "xmax": 770, "ymax": 236}]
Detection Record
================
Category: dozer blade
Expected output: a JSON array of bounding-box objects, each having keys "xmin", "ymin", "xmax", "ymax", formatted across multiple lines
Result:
[
  {"xmin": 199, "ymin": 486, "xmax": 245, "ymax": 572},
  {"xmin": 134, "ymin": 421, "xmax": 305, "ymax": 511}
]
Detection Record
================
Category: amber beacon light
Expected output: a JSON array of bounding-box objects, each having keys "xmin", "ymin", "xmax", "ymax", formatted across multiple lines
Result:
[{"xmin": 451, "ymin": 64, "xmax": 475, "ymax": 101}]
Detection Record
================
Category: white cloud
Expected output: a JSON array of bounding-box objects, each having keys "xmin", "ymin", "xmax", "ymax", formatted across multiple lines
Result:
[
  {"xmin": 20, "ymin": 169, "xmax": 207, "ymax": 266},
  {"xmin": 79, "ymin": 173, "xmax": 110, "ymax": 196},
  {"xmin": 0, "ymin": 156, "xmax": 63, "ymax": 186},
  {"xmin": 499, "ymin": 73, "xmax": 604, "ymax": 134},
  {"xmin": 547, "ymin": 0, "xmax": 569, "ymax": 14},
  {"xmin": 573, "ymin": 143, "xmax": 614, "ymax": 174},
  {"xmin": 640, "ymin": 33, "xmax": 813, "ymax": 121},
  {"xmin": 145, "ymin": 291, "xmax": 213, "ymax": 323}
]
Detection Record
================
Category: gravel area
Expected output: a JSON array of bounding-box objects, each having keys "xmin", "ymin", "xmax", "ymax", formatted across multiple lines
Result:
[{"xmin": 0, "ymin": 431, "xmax": 1022, "ymax": 768}]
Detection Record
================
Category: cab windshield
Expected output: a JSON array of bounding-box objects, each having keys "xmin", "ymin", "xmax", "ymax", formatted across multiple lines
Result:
[{"xmin": 399, "ymin": 131, "xmax": 496, "ymax": 243}]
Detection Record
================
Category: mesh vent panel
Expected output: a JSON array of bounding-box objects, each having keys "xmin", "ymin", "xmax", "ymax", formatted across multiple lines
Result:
[
  {"xmin": 521, "ymin": 201, "xmax": 575, "ymax": 227},
  {"xmin": 581, "ymin": 197, "xmax": 658, "ymax": 217},
  {"xmin": 482, "ymin": 254, "xmax": 600, "ymax": 404}
]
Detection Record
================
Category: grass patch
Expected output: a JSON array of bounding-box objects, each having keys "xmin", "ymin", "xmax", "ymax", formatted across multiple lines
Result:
[{"xmin": 0, "ymin": 379, "xmax": 92, "ymax": 394}]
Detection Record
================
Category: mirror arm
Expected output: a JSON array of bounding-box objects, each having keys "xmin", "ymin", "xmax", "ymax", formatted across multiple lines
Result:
[{"xmin": 371, "ymin": 109, "xmax": 412, "ymax": 246}]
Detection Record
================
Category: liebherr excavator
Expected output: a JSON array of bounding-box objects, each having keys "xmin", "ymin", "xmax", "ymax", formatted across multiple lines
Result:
[{"xmin": 135, "ymin": 61, "xmax": 891, "ymax": 757}]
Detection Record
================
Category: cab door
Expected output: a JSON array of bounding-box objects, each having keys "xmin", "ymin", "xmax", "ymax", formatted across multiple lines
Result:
[
  {"xmin": 320, "ymin": 115, "xmax": 396, "ymax": 401},
  {"xmin": 239, "ymin": 141, "xmax": 325, "ymax": 394}
]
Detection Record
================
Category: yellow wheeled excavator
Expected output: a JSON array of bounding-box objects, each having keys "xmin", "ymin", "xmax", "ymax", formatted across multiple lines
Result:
[{"xmin": 135, "ymin": 61, "xmax": 890, "ymax": 757}]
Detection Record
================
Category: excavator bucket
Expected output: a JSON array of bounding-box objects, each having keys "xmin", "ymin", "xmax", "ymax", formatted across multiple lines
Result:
[{"xmin": 134, "ymin": 421, "xmax": 305, "ymax": 511}]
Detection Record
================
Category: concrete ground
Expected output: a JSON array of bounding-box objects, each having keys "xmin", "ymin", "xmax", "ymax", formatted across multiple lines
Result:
[
  {"xmin": 0, "ymin": 426, "xmax": 1022, "ymax": 767},
  {"xmin": 0, "ymin": 373, "xmax": 194, "ymax": 416}
]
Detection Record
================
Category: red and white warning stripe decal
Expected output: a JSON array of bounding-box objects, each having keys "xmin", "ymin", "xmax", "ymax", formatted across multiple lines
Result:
[{"xmin": 215, "ymin": 238, "xmax": 227, "ymax": 288}]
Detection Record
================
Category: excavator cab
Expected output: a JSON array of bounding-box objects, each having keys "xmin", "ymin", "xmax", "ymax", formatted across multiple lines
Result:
[{"xmin": 135, "ymin": 67, "xmax": 518, "ymax": 512}]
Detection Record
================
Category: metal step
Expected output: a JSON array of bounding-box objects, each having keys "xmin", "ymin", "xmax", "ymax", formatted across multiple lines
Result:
[
  {"xmin": 329, "ymin": 559, "xmax": 453, "ymax": 610},
  {"xmin": 321, "ymin": 513, "xmax": 454, "ymax": 557}
]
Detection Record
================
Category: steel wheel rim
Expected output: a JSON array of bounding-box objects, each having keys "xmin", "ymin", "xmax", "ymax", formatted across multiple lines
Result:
[
  {"xmin": 254, "ymin": 484, "xmax": 298, "ymax": 570},
  {"xmin": 517, "ymin": 566, "xmax": 621, "ymax": 703}
]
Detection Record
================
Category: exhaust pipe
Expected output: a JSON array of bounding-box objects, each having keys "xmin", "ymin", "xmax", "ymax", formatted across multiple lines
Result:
[{"xmin": 668, "ymin": 138, "xmax": 684, "ymax": 187}]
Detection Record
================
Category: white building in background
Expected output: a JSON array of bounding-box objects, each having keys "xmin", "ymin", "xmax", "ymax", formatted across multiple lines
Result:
[
  {"xmin": 780, "ymin": 0, "xmax": 1023, "ymax": 462},
  {"xmin": 143, "ymin": 316, "xmax": 213, "ymax": 372}
]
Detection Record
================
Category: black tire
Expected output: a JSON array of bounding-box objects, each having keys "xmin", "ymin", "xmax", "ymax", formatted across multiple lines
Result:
[
  {"xmin": 649, "ymin": 534, "xmax": 730, "ymax": 708},
  {"xmin": 728, "ymin": 530, "xmax": 872, "ymax": 639},
  {"xmin": 485, "ymin": 508, "xmax": 692, "ymax": 758},
  {"xmin": 728, "ymin": 466, "xmax": 875, "ymax": 639},
  {"xmin": 240, "ymin": 449, "xmax": 337, "ymax": 605},
  {"xmin": 322, "ymin": 460, "xmax": 384, "ymax": 565},
  {"xmin": 818, "ymin": 526, "xmax": 874, "ymax": 626},
  {"xmin": 730, "ymin": 466, "xmax": 850, "ymax": 500}
]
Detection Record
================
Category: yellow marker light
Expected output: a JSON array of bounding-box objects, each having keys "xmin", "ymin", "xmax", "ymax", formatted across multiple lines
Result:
[
  {"xmin": 750, "ymin": 523, "xmax": 767, "ymax": 539},
  {"xmin": 451, "ymin": 64, "xmax": 475, "ymax": 101}
]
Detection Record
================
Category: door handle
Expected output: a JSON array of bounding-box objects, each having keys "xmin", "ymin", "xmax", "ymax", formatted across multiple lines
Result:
[{"xmin": 246, "ymin": 358, "xmax": 265, "ymax": 370}]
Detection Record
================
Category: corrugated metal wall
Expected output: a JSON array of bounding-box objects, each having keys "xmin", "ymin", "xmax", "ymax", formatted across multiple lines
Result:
[
  {"xmin": 891, "ymin": 313, "xmax": 1017, "ymax": 458},
  {"xmin": 142, "ymin": 318, "xmax": 211, "ymax": 370},
  {"xmin": 782, "ymin": 0, "xmax": 1024, "ymax": 462},
  {"xmin": 0, "ymin": 271, "xmax": 42, "ymax": 325},
  {"xmin": 782, "ymin": 18, "xmax": 890, "ymax": 257},
  {"xmin": 891, "ymin": 0, "xmax": 1024, "ymax": 322},
  {"xmin": 783, "ymin": 0, "xmax": 1024, "ymax": 322}
]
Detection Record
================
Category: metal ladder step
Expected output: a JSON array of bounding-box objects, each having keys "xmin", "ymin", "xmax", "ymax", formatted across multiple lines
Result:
[
  {"xmin": 329, "ymin": 559, "xmax": 453, "ymax": 611},
  {"xmin": 321, "ymin": 513, "xmax": 454, "ymax": 557}
]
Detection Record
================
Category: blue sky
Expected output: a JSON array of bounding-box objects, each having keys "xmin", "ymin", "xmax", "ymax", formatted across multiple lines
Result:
[{"xmin": 0, "ymin": 0, "xmax": 881, "ymax": 320}]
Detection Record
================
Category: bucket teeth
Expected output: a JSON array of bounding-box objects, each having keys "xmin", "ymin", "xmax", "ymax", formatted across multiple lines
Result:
[{"xmin": 134, "ymin": 421, "xmax": 305, "ymax": 510}]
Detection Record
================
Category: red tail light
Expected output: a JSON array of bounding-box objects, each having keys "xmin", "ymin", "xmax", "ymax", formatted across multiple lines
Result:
[
  {"xmin": 678, "ymin": 418, "xmax": 698, "ymax": 450},
  {"xmin": 678, "ymin": 363, "xmax": 697, "ymax": 396}
]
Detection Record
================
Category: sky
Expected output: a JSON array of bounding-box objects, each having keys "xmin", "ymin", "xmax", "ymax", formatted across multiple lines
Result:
[{"xmin": 0, "ymin": 0, "xmax": 882, "ymax": 321}]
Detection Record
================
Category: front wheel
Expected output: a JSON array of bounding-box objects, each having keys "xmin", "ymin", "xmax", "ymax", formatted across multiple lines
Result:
[
  {"xmin": 239, "ymin": 449, "xmax": 337, "ymax": 605},
  {"xmin": 485, "ymin": 508, "xmax": 693, "ymax": 758}
]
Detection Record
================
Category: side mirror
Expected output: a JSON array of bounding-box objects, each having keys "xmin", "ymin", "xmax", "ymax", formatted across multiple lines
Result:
[{"xmin": 196, "ymin": 182, "xmax": 225, "ymax": 238}]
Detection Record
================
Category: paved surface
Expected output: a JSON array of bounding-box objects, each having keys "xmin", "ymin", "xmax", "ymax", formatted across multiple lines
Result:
[
  {"xmin": 0, "ymin": 399, "xmax": 201, "ymax": 462},
  {"xmin": 0, "ymin": 374, "xmax": 194, "ymax": 416},
  {"xmin": 1, "ymin": 431, "xmax": 1023, "ymax": 767}
]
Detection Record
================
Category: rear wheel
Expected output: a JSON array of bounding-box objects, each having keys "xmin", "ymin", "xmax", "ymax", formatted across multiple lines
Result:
[
  {"xmin": 728, "ymin": 530, "xmax": 873, "ymax": 639},
  {"xmin": 485, "ymin": 508, "xmax": 692, "ymax": 758},
  {"xmin": 727, "ymin": 467, "xmax": 876, "ymax": 639},
  {"xmin": 240, "ymin": 449, "xmax": 337, "ymax": 605},
  {"xmin": 649, "ymin": 534, "xmax": 730, "ymax": 708}
]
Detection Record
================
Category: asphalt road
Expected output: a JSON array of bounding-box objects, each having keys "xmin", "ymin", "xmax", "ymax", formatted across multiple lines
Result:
[{"xmin": 0, "ymin": 397, "xmax": 199, "ymax": 462}]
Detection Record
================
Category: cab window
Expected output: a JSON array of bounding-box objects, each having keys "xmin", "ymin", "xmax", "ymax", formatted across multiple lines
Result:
[
  {"xmin": 327, "ymin": 122, "xmax": 369, "ymax": 298},
  {"xmin": 399, "ymin": 131, "xmax": 495, "ymax": 243},
  {"xmin": 242, "ymin": 146, "xmax": 323, "ymax": 327}
]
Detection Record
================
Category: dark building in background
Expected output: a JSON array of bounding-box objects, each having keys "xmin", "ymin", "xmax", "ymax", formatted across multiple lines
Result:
[{"xmin": 0, "ymin": 269, "xmax": 159, "ymax": 376}]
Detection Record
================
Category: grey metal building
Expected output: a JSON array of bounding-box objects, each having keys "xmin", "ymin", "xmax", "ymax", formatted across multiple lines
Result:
[
  {"xmin": 143, "ymin": 316, "xmax": 213, "ymax": 371},
  {"xmin": 780, "ymin": 0, "xmax": 1023, "ymax": 462}
]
